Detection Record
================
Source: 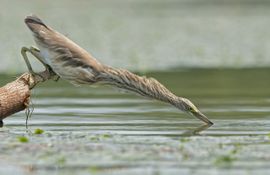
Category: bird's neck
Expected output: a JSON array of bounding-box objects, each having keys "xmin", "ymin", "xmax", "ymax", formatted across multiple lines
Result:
[{"xmin": 99, "ymin": 66, "xmax": 181, "ymax": 107}]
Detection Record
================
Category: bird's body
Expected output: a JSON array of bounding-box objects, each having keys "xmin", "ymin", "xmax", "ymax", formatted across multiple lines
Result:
[
  {"xmin": 23, "ymin": 15, "xmax": 213, "ymax": 125},
  {"xmin": 25, "ymin": 16, "xmax": 103, "ymax": 85}
]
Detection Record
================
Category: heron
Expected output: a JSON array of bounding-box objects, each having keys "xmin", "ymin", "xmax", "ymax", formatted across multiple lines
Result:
[{"xmin": 21, "ymin": 15, "xmax": 213, "ymax": 125}]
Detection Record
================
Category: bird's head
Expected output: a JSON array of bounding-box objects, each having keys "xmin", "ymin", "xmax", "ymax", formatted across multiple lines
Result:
[{"xmin": 176, "ymin": 98, "xmax": 213, "ymax": 125}]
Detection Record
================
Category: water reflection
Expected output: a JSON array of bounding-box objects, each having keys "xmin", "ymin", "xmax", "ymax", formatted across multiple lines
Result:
[{"xmin": 182, "ymin": 124, "xmax": 212, "ymax": 136}]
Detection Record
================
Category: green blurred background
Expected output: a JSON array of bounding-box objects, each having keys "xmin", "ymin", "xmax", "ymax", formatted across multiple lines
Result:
[{"xmin": 1, "ymin": 0, "xmax": 270, "ymax": 74}]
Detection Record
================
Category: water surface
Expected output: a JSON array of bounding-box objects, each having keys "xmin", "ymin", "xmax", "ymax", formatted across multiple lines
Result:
[{"xmin": 1, "ymin": 69, "xmax": 270, "ymax": 175}]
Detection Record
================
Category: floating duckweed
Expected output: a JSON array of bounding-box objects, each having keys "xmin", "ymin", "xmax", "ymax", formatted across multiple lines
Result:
[
  {"xmin": 180, "ymin": 137, "xmax": 190, "ymax": 143},
  {"xmin": 89, "ymin": 135, "xmax": 100, "ymax": 141},
  {"xmin": 101, "ymin": 134, "xmax": 112, "ymax": 138},
  {"xmin": 56, "ymin": 156, "xmax": 66, "ymax": 166},
  {"xmin": 17, "ymin": 136, "xmax": 29, "ymax": 143},
  {"xmin": 34, "ymin": 128, "xmax": 44, "ymax": 135},
  {"xmin": 214, "ymin": 155, "xmax": 235, "ymax": 166}
]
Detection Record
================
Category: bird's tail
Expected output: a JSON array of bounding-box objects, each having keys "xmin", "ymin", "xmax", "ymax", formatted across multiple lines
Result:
[
  {"xmin": 98, "ymin": 66, "xmax": 179, "ymax": 105},
  {"xmin": 24, "ymin": 15, "xmax": 50, "ymax": 34}
]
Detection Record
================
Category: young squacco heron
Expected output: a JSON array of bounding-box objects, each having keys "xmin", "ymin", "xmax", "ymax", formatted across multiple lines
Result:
[{"xmin": 21, "ymin": 15, "xmax": 213, "ymax": 125}]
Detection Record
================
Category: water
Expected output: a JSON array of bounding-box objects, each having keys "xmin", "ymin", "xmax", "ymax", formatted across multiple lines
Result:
[{"xmin": 1, "ymin": 69, "xmax": 270, "ymax": 175}]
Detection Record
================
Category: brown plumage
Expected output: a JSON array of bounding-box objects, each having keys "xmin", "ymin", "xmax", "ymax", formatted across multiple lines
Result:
[{"xmin": 23, "ymin": 15, "xmax": 213, "ymax": 125}]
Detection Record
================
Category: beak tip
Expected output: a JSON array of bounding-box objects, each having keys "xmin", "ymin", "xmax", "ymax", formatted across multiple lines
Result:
[{"xmin": 193, "ymin": 111, "xmax": 213, "ymax": 125}]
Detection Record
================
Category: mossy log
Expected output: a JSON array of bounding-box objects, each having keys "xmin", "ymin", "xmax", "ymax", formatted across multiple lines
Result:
[{"xmin": 0, "ymin": 70, "xmax": 55, "ymax": 125}]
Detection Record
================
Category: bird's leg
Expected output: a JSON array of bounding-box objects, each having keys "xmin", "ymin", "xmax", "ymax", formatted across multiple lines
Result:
[
  {"xmin": 21, "ymin": 47, "xmax": 35, "ymax": 74},
  {"xmin": 21, "ymin": 46, "xmax": 49, "ymax": 69},
  {"xmin": 21, "ymin": 46, "xmax": 52, "ymax": 81},
  {"xmin": 28, "ymin": 46, "xmax": 61, "ymax": 82}
]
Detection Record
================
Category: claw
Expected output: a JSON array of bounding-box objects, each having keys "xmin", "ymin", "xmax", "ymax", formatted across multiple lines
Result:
[
  {"xmin": 53, "ymin": 75, "xmax": 60, "ymax": 82},
  {"xmin": 47, "ymin": 66, "xmax": 59, "ymax": 82},
  {"xmin": 29, "ymin": 70, "xmax": 46, "ymax": 81}
]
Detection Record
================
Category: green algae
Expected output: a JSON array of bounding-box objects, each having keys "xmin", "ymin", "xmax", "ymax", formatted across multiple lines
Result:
[
  {"xmin": 214, "ymin": 155, "xmax": 236, "ymax": 167},
  {"xmin": 17, "ymin": 136, "xmax": 29, "ymax": 143},
  {"xmin": 34, "ymin": 128, "xmax": 44, "ymax": 135}
]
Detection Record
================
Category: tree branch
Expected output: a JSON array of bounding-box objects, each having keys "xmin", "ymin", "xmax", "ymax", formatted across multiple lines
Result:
[{"xmin": 0, "ymin": 70, "xmax": 56, "ymax": 125}]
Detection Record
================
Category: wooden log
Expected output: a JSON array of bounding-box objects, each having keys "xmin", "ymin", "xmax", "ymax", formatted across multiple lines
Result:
[{"xmin": 0, "ymin": 70, "xmax": 56, "ymax": 124}]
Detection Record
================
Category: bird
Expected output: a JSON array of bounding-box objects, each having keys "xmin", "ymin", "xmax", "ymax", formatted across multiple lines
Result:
[{"xmin": 22, "ymin": 14, "xmax": 213, "ymax": 125}]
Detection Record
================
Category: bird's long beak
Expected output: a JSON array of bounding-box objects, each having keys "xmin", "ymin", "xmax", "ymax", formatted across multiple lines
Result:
[{"xmin": 192, "ymin": 111, "xmax": 213, "ymax": 125}]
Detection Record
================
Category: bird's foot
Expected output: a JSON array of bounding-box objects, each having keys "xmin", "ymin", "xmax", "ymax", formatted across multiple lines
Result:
[
  {"xmin": 45, "ymin": 66, "xmax": 60, "ymax": 82},
  {"xmin": 29, "ymin": 70, "xmax": 46, "ymax": 82},
  {"xmin": 53, "ymin": 75, "xmax": 60, "ymax": 82}
]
